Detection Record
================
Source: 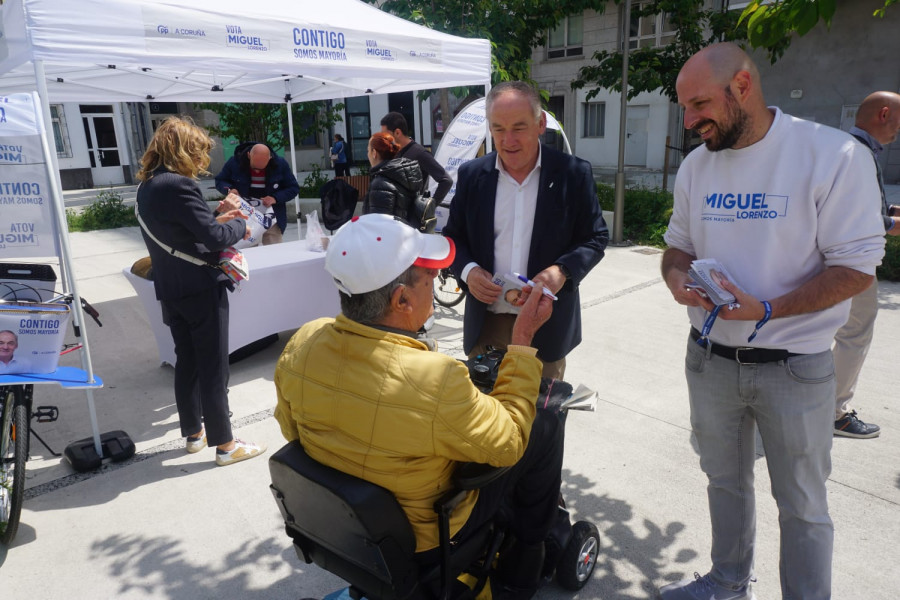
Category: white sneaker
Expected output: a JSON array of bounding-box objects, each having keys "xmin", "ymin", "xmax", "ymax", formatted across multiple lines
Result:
[
  {"xmin": 659, "ymin": 573, "xmax": 755, "ymax": 600},
  {"xmin": 215, "ymin": 439, "xmax": 266, "ymax": 466},
  {"xmin": 185, "ymin": 430, "xmax": 207, "ymax": 454}
]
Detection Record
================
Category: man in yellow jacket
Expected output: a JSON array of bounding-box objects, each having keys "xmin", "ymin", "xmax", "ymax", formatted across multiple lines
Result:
[{"xmin": 274, "ymin": 213, "xmax": 562, "ymax": 599}]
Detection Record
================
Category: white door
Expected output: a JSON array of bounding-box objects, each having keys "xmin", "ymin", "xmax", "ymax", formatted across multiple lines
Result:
[
  {"xmin": 625, "ymin": 105, "xmax": 649, "ymax": 166},
  {"xmin": 81, "ymin": 107, "xmax": 124, "ymax": 186}
]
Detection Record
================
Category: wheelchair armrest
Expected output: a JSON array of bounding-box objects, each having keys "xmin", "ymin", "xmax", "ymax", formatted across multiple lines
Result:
[
  {"xmin": 453, "ymin": 462, "xmax": 510, "ymax": 490},
  {"xmin": 434, "ymin": 488, "xmax": 468, "ymax": 516}
]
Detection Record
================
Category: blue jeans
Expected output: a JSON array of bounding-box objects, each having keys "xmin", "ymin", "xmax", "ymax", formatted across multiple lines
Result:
[{"xmin": 684, "ymin": 336, "xmax": 834, "ymax": 600}]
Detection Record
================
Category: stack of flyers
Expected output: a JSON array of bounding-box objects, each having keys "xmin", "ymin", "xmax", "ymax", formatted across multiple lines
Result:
[{"xmin": 686, "ymin": 259, "xmax": 739, "ymax": 306}]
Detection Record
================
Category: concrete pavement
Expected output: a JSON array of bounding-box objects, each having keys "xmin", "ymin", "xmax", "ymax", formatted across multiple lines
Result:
[{"xmin": 1, "ymin": 220, "xmax": 899, "ymax": 599}]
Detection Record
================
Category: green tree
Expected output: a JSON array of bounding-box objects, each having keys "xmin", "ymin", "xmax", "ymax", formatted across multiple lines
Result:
[
  {"xmin": 571, "ymin": 0, "xmax": 751, "ymax": 103},
  {"xmin": 366, "ymin": 1, "xmax": 608, "ymax": 139},
  {"xmin": 739, "ymin": 0, "xmax": 897, "ymax": 62},
  {"xmin": 196, "ymin": 101, "xmax": 344, "ymax": 150}
]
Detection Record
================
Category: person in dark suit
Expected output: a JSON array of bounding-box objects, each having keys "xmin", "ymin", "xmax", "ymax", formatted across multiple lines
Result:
[
  {"xmin": 214, "ymin": 141, "xmax": 300, "ymax": 245},
  {"xmin": 442, "ymin": 82, "xmax": 608, "ymax": 379},
  {"xmin": 137, "ymin": 117, "xmax": 266, "ymax": 467}
]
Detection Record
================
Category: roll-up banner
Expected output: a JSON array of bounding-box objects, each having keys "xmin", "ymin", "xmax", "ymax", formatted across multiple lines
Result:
[{"xmin": 0, "ymin": 93, "xmax": 55, "ymax": 259}]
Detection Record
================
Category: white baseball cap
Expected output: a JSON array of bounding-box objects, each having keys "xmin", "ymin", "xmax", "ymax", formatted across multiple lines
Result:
[{"xmin": 325, "ymin": 214, "xmax": 456, "ymax": 295}]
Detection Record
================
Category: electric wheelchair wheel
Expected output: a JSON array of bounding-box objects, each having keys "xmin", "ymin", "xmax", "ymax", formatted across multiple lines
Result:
[{"xmin": 555, "ymin": 520, "xmax": 599, "ymax": 591}]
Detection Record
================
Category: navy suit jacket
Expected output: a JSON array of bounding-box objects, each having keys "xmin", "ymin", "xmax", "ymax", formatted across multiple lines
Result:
[
  {"xmin": 442, "ymin": 145, "xmax": 608, "ymax": 362},
  {"xmin": 214, "ymin": 142, "xmax": 300, "ymax": 233}
]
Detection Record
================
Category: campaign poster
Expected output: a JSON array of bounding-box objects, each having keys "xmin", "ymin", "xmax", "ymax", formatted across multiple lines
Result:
[{"xmin": 0, "ymin": 93, "xmax": 55, "ymax": 259}]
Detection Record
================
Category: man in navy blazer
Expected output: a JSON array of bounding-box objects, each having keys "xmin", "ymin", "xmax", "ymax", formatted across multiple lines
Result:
[{"xmin": 443, "ymin": 82, "xmax": 608, "ymax": 379}]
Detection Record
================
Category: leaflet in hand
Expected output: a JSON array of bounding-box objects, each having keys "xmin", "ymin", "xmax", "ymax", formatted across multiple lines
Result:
[
  {"xmin": 233, "ymin": 197, "xmax": 276, "ymax": 250},
  {"xmin": 491, "ymin": 273, "xmax": 524, "ymax": 313},
  {"xmin": 686, "ymin": 259, "xmax": 738, "ymax": 306}
]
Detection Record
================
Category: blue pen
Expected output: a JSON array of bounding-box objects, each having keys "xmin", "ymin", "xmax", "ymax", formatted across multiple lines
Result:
[{"xmin": 513, "ymin": 272, "xmax": 558, "ymax": 301}]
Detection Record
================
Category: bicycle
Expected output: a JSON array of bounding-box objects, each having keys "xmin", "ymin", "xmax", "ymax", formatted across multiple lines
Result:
[
  {"xmin": 433, "ymin": 267, "xmax": 465, "ymax": 308},
  {"xmin": 1, "ymin": 384, "xmax": 31, "ymax": 545},
  {"xmin": 0, "ymin": 291, "xmax": 100, "ymax": 545},
  {"xmin": 432, "ymin": 201, "xmax": 465, "ymax": 309}
]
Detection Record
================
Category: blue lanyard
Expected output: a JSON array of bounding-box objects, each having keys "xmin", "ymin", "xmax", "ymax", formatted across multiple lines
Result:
[
  {"xmin": 696, "ymin": 300, "xmax": 772, "ymax": 348},
  {"xmin": 695, "ymin": 304, "xmax": 722, "ymax": 347},
  {"xmin": 747, "ymin": 300, "xmax": 772, "ymax": 343}
]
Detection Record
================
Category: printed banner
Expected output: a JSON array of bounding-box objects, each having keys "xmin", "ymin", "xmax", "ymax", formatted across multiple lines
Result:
[
  {"xmin": 429, "ymin": 99, "xmax": 488, "ymax": 222},
  {"xmin": 0, "ymin": 93, "xmax": 55, "ymax": 258},
  {"xmin": 142, "ymin": 5, "xmax": 442, "ymax": 69},
  {"xmin": 0, "ymin": 302, "xmax": 70, "ymax": 374}
]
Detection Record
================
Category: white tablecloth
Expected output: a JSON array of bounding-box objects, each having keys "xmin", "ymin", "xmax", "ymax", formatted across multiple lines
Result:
[{"xmin": 123, "ymin": 241, "xmax": 340, "ymax": 366}]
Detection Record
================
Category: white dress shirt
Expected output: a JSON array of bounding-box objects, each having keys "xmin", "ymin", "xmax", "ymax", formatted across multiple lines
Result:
[{"xmin": 462, "ymin": 148, "xmax": 542, "ymax": 314}]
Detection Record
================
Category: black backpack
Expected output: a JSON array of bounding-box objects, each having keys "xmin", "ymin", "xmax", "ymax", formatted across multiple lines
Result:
[{"xmin": 319, "ymin": 179, "xmax": 360, "ymax": 232}]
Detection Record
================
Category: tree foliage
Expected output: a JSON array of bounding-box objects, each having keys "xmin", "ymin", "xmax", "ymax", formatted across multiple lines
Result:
[
  {"xmin": 571, "ymin": 0, "xmax": 749, "ymax": 104},
  {"xmin": 739, "ymin": 0, "xmax": 897, "ymax": 62},
  {"xmin": 365, "ymin": 0, "xmax": 608, "ymax": 85},
  {"xmin": 196, "ymin": 101, "xmax": 344, "ymax": 150}
]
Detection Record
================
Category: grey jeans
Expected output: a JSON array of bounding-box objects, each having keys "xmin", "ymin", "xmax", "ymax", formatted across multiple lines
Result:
[{"xmin": 684, "ymin": 336, "xmax": 834, "ymax": 600}]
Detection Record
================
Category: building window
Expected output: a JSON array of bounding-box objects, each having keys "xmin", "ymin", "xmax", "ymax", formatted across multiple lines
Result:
[
  {"xmin": 345, "ymin": 95, "xmax": 371, "ymax": 165},
  {"xmin": 50, "ymin": 105, "xmax": 73, "ymax": 158},
  {"xmin": 583, "ymin": 102, "xmax": 605, "ymax": 138},
  {"xmin": 296, "ymin": 111, "xmax": 319, "ymax": 149},
  {"xmin": 548, "ymin": 14, "xmax": 584, "ymax": 59},
  {"xmin": 629, "ymin": 3, "xmax": 675, "ymax": 49}
]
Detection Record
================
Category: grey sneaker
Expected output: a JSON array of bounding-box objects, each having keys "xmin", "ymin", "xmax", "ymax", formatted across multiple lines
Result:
[
  {"xmin": 659, "ymin": 573, "xmax": 754, "ymax": 600},
  {"xmin": 215, "ymin": 439, "xmax": 266, "ymax": 466},
  {"xmin": 834, "ymin": 410, "xmax": 881, "ymax": 438}
]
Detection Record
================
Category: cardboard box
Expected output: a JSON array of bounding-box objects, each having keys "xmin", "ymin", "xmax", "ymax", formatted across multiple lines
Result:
[{"xmin": 0, "ymin": 302, "xmax": 70, "ymax": 374}]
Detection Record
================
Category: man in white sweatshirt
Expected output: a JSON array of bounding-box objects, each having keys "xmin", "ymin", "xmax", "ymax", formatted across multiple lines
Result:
[{"xmin": 659, "ymin": 43, "xmax": 885, "ymax": 600}]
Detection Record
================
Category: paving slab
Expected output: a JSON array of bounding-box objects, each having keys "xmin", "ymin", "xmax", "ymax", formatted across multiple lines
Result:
[{"xmin": 1, "ymin": 216, "xmax": 898, "ymax": 599}]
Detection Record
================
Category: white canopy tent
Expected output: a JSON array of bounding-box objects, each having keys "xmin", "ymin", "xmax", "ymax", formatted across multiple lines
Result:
[
  {"xmin": 0, "ymin": 0, "xmax": 490, "ymax": 467},
  {"xmin": 0, "ymin": 0, "xmax": 491, "ymax": 173},
  {"xmin": 0, "ymin": 0, "xmax": 490, "ymax": 103}
]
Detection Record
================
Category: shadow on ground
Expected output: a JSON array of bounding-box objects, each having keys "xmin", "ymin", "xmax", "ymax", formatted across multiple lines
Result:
[
  {"xmin": 88, "ymin": 532, "xmax": 342, "ymax": 599},
  {"xmin": 543, "ymin": 468, "xmax": 696, "ymax": 599}
]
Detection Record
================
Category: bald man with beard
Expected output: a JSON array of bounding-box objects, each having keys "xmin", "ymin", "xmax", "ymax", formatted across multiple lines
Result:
[
  {"xmin": 832, "ymin": 91, "xmax": 900, "ymax": 440},
  {"xmin": 660, "ymin": 43, "xmax": 885, "ymax": 599}
]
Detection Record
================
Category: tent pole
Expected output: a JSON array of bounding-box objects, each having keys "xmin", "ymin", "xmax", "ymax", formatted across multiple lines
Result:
[
  {"xmin": 32, "ymin": 60, "xmax": 67, "ymax": 288},
  {"xmin": 285, "ymin": 98, "xmax": 301, "ymax": 240},
  {"xmin": 33, "ymin": 63, "xmax": 104, "ymax": 457},
  {"xmin": 484, "ymin": 82, "xmax": 493, "ymax": 154}
]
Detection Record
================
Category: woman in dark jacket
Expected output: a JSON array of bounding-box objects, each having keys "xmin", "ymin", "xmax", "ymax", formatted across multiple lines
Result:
[
  {"xmin": 331, "ymin": 134, "xmax": 350, "ymax": 177},
  {"xmin": 136, "ymin": 117, "xmax": 265, "ymax": 467},
  {"xmin": 362, "ymin": 132, "xmax": 425, "ymax": 229}
]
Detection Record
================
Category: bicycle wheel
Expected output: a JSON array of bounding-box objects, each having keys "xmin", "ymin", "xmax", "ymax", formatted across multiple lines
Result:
[
  {"xmin": 433, "ymin": 270, "xmax": 465, "ymax": 308},
  {"xmin": 0, "ymin": 387, "xmax": 27, "ymax": 545}
]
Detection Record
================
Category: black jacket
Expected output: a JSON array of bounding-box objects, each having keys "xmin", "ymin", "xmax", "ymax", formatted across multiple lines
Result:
[
  {"xmin": 138, "ymin": 168, "xmax": 245, "ymax": 301},
  {"xmin": 398, "ymin": 140, "xmax": 453, "ymax": 202},
  {"xmin": 362, "ymin": 157, "xmax": 424, "ymax": 227},
  {"xmin": 213, "ymin": 141, "xmax": 300, "ymax": 233}
]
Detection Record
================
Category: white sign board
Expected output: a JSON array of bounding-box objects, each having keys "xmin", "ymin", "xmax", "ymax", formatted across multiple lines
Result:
[{"xmin": 0, "ymin": 93, "xmax": 55, "ymax": 258}]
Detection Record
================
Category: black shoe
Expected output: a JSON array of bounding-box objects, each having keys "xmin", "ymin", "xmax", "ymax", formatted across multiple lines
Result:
[
  {"xmin": 834, "ymin": 410, "xmax": 881, "ymax": 438},
  {"xmin": 493, "ymin": 540, "xmax": 545, "ymax": 600}
]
